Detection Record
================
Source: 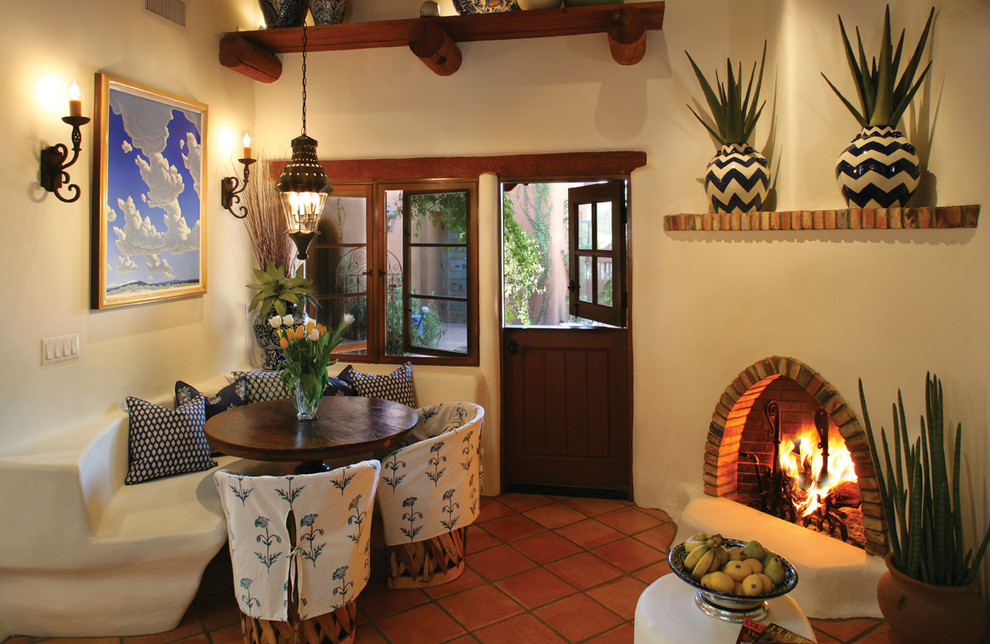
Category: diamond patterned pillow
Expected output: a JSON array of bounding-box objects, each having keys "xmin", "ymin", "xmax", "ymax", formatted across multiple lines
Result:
[
  {"xmin": 348, "ymin": 362, "xmax": 416, "ymax": 407},
  {"xmin": 174, "ymin": 377, "xmax": 248, "ymax": 419},
  {"xmin": 124, "ymin": 395, "xmax": 217, "ymax": 485},
  {"xmin": 231, "ymin": 370, "xmax": 289, "ymax": 404}
]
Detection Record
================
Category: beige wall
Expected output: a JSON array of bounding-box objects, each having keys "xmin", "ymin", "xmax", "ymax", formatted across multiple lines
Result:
[{"xmin": 3, "ymin": 0, "xmax": 988, "ymax": 588}]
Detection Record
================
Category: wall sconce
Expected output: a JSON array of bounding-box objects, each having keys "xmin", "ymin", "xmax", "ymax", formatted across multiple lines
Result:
[
  {"xmin": 220, "ymin": 132, "xmax": 256, "ymax": 218},
  {"xmin": 40, "ymin": 81, "xmax": 90, "ymax": 203}
]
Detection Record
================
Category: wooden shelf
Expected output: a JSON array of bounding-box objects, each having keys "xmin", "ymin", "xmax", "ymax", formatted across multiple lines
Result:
[
  {"xmin": 664, "ymin": 205, "xmax": 981, "ymax": 232},
  {"xmin": 220, "ymin": 2, "xmax": 664, "ymax": 81}
]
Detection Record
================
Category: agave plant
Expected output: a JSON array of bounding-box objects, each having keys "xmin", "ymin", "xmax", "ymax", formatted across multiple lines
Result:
[
  {"xmin": 685, "ymin": 41, "xmax": 767, "ymax": 146},
  {"xmin": 822, "ymin": 5, "xmax": 935, "ymax": 128},
  {"xmin": 859, "ymin": 373, "xmax": 990, "ymax": 586},
  {"xmin": 247, "ymin": 261, "xmax": 314, "ymax": 318}
]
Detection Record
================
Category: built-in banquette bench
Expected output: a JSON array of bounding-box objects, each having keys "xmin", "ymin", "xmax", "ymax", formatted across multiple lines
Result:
[{"xmin": 0, "ymin": 366, "xmax": 484, "ymax": 638}]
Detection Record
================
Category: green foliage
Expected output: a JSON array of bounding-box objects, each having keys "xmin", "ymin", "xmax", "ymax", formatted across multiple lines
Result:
[
  {"xmin": 860, "ymin": 373, "xmax": 990, "ymax": 586},
  {"xmin": 408, "ymin": 192, "xmax": 468, "ymax": 242},
  {"xmin": 822, "ymin": 5, "xmax": 934, "ymax": 128},
  {"xmin": 247, "ymin": 261, "xmax": 314, "ymax": 318},
  {"xmin": 502, "ymin": 197, "xmax": 546, "ymax": 325},
  {"xmin": 685, "ymin": 41, "xmax": 767, "ymax": 146},
  {"xmin": 385, "ymin": 277, "xmax": 445, "ymax": 355}
]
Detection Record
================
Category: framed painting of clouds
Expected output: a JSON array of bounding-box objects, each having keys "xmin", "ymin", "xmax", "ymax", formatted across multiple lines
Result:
[{"xmin": 91, "ymin": 73, "xmax": 208, "ymax": 309}]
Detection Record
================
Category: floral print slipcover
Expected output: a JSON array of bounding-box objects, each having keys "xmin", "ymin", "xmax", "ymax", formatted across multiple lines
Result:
[
  {"xmin": 214, "ymin": 460, "xmax": 380, "ymax": 621},
  {"xmin": 377, "ymin": 402, "xmax": 485, "ymax": 546}
]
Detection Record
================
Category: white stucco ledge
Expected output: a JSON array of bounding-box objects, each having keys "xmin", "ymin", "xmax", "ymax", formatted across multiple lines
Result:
[
  {"xmin": 0, "ymin": 375, "xmax": 238, "ymax": 638},
  {"xmin": 672, "ymin": 484, "xmax": 885, "ymax": 619}
]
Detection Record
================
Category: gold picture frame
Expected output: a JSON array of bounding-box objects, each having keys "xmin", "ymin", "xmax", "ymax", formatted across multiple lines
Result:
[{"xmin": 91, "ymin": 73, "xmax": 208, "ymax": 309}]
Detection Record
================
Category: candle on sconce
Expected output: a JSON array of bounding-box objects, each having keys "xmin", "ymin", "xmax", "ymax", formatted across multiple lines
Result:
[
  {"xmin": 68, "ymin": 81, "xmax": 82, "ymax": 117},
  {"xmin": 242, "ymin": 132, "xmax": 252, "ymax": 160}
]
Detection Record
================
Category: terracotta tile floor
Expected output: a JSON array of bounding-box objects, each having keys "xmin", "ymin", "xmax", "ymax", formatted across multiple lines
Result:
[{"xmin": 10, "ymin": 493, "xmax": 889, "ymax": 644}]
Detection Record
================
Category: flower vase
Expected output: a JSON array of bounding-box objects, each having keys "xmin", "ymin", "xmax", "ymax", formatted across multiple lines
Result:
[
  {"xmin": 293, "ymin": 381, "xmax": 321, "ymax": 420},
  {"xmin": 877, "ymin": 553, "xmax": 989, "ymax": 644},
  {"xmin": 835, "ymin": 126, "xmax": 920, "ymax": 208},
  {"xmin": 704, "ymin": 143, "xmax": 770, "ymax": 214}
]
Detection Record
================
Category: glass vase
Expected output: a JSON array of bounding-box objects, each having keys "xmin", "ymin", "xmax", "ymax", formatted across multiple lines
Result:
[{"xmin": 293, "ymin": 382, "xmax": 320, "ymax": 421}]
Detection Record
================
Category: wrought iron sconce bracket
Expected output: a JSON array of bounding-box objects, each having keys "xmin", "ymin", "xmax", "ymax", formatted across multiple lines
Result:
[
  {"xmin": 40, "ymin": 115, "xmax": 91, "ymax": 203},
  {"xmin": 221, "ymin": 157, "xmax": 257, "ymax": 219}
]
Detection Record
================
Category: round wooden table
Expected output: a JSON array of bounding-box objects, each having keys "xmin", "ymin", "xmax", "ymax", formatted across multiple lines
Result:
[{"xmin": 205, "ymin": 396, "xmax": 419, "ymax": 473}]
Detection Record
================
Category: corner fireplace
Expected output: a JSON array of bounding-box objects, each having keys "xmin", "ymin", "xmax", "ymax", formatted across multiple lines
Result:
[{"xmin": 703, "ymin": 356, "xmax": 888, "ymax": 557}]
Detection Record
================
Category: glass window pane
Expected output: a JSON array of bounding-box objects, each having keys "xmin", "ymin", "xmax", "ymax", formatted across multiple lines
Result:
[
  {"xmin": 312, "ymin": 247, "xmax": 367, "ymax": 295},
  {"xmin": 312, "ymin": 296, "xmax": 368, "ymax": 356},
  {"xmin": 596, "ymin": 257, "xmax": 613, "ymax": 306},
  {"xmin": 407, "ymin": 192, "xmax": 468, "ymax": 243},
  {"xmin": 319, "ymin": 196, "xmax": 367, "ymax": 244},
  {"xmin": 578, "ymin": 203, "xmax": 592, "ymax": 250},
  {"xmin": 578, "ymin": 255, "xmax": 592, "ymax": 303},
  {"xmin": 596, "ymin": 201, "xmax": 612, "ymax": 250},
  {"xmin": 410, "ymin": 296, "xmax": 466, "ymax": 355},
  {"xmin": 409, "ymin": 246, "xmax": 466, "ymax": 298}
]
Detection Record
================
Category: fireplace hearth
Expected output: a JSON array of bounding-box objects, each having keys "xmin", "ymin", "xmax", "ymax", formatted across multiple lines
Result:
[{"xmin": 703, "ymin": 356, "xmax": 886, "ymax": 556}]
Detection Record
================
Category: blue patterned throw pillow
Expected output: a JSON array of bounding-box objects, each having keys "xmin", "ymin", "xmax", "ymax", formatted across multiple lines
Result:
[
  {"xmin": 174, "ymin": 377, "xmax": 248, "ymax": 419},
  {"xmin": 124, "ymin": 395, "xmax": 216, "ymax": 485},
  {"xmin": 230, "ymin": 370, "xmax": 289, "ymax": 404},
  {"xmin": 348, "ymin": 362, "xmax": 416, "ymax": 407}
]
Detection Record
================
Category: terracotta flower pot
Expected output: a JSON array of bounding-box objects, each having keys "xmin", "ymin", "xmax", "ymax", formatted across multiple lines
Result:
[{"xmin": 877, "ymin": 553, "xmax": 989, "ymax": 644}]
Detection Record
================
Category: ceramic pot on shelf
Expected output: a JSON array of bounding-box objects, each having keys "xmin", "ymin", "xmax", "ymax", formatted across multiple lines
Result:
[
  {"xmin": 704, "ymin": 143, "xmax": 770, "ymax": 214},
  {"xmin": 835, "ymin": 125, "xmax": 920, "ymax": 208},
  {"xmin": 309, "ymin": 0, "xmax": 349, "ymax": 25},
  {"xmin": 258, "ymin": 0, "xmax": 305, "ymax": 28},
  {"xmin": 876, "ymin": 553, "xmax": 989, "ymax": 644}
]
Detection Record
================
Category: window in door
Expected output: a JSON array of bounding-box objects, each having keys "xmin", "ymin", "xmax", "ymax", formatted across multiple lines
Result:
[{"xmin": 501, "ymin": 180, "xmax": 627, "ymax": 328}]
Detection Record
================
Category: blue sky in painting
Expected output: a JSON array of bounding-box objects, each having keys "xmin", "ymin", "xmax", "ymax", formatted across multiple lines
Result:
[{"xmin": 104, "ymin": 88, "xmax": 202, "ymax": 290}]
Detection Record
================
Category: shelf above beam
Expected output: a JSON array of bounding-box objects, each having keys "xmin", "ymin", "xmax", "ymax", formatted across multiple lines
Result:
[
  {"xmin": 664, "ymin": 205, "xmax": 981, "ymax": 232},
  {"xmin": 220, "ymin": 1, "xmax": 664, "ymax": 81}
]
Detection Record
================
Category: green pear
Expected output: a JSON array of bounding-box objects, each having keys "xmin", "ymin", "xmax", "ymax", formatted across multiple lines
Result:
[
  {"xmin": 741, "ymin": 540, "xmax": 765, "ymax": 560},
  {"xmin": 765, "ymin": 556, "xmax": 786, "ymax": 586}
]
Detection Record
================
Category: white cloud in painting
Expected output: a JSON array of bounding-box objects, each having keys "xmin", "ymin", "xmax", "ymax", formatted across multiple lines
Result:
[
  {"xmin": 121, "ymin": 140, "xmax": 133, "ymax": 154},
  {"xmin": 145, "ymin": 254, "xmax": 174, "ymax": 280},
  {"xmin": 105, "ymin": 203, "xmax": 117, "ymax": 223},
  {"xmin": 117, "ymin": 255, "xmax": 138, "ymax": 273},
  {"xmin": 113, "ymin": 195, "xmax": 165, "ymax": 256},
  {"xmin": 109, "ymin": 91, "xmax": 173, "ymax": 156},
  {"xmin": 182, "ymin": 131, "xmax": 201, "ymax": 196},
  {"xmin": 134, "ymin": 152, "xmax": 198, "ymax": 254}
]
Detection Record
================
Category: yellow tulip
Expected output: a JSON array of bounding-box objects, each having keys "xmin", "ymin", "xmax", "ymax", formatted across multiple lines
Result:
[
  {"xmin": 316, "ymin": 323, "xmax": 326, "ymax": 335},
  {"xmin": 279, "ymin": 337, "xmax": 289, "ymax": 349},
  {"xmin": 295, "ymin": 326, "xmax": 307, "ymax": 341},
  {"xmin": 306, "ymin": 319, "xmax": 316, "ymax": 333}
]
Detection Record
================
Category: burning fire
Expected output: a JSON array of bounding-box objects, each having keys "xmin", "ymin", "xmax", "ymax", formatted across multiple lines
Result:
[{"xmin": 779, "ymin": 426, "xmax": 857, "ymax": 517}]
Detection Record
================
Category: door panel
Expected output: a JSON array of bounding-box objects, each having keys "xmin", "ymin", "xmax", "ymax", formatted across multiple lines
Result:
[{"xmin": 502, "ymin": 326, "xmax": 630, "ymax": 495}]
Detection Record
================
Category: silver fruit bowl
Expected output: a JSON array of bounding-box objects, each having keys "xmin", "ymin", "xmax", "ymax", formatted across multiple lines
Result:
[{"xmin": 667, "ymin": 537, "xmax": 799, "ymax": 622}]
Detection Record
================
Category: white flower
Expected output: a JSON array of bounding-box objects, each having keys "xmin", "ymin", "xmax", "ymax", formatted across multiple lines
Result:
[
  {"xmin": 282, "ymin": 314, "xmax": 294, "ymax": 326},
  {"xmin": 343, "ymin": 313, "xmax": 355, "ymax": 327},
  {"xmin": 268, "ymin": 315, "xmax": 282, "ymax": 328},
  {"xmin": 307, "ymin": 329, "xmax": 320, "ymax": 341},
  {"xmin": 421, "ymin": 306, "xmax": 429, "ymax": 314}
]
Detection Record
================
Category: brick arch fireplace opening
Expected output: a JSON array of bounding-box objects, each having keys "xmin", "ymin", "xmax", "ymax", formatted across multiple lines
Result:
[{"xmin": 704, "ymin": 356, "xmax": 888, "ymax": 556}]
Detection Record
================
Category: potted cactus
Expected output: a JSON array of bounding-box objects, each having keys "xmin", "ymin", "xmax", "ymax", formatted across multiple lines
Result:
[
  {"xmin": 823, "ymin": 5, "xmax": 934, "ymax": 208},
  {"xmin": 859, "ymin": 373, "xmax": 990, "ymax": 644},
  {"xmin": 685, "ymin": 42, "xmax": 769, "ymax": 214}
]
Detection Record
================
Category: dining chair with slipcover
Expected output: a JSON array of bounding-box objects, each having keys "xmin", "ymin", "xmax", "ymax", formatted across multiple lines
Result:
[
  {"xmin": 214, "ymin": 460, "xmax": 380, "ymax": 644},
  {"xmin": 376, "ymin": 401, "xmax": 485, "ymax": 588}
]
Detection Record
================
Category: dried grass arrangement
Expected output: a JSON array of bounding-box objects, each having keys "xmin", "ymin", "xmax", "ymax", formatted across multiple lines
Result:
[{"xmin": 243, "ymin": 155, "xmax": 294, "ymax": 275}]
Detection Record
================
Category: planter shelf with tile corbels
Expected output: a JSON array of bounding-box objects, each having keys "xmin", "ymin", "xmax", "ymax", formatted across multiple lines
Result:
[
  {"xmin": 664, "ymin": 205, "xmax": 981, "ymax": 232},
  {"xmin": 220, "ymin": 2, "xmax": 663, "ymax": 81}
]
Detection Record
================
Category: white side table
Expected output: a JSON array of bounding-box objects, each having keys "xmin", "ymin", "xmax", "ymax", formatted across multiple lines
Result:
[{"xmin": 634, "ymin": 574, "xmax": 816, "ymax": 644}]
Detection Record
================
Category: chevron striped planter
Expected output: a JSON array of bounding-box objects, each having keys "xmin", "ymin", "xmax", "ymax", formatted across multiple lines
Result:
[
  {"xmin": 836, "ymin": 126, "xmax": 920, "ymax": 208},
  {"xmin": 704, "ymin": 144, "xmax": 770, "ymax": 214}
]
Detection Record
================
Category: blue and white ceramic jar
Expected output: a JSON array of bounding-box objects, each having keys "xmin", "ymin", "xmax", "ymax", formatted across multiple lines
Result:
[
  {"xmin": 835, "ymin": 126, "xmax": 920, "ymax": 208},
  {"xmin": 704, "ymin": 143, "xmax": 770, "ymax": 214}
]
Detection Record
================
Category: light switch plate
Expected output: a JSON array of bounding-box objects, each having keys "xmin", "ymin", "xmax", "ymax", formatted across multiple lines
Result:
[{"xmin": 42, "ymin": 333, "xmax": 79, "ymax": 365}]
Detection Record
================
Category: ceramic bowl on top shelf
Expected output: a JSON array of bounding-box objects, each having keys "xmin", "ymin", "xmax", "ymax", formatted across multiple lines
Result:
[{"xmin": 667, "ymin": 538, "xmax": 799, "ymax": 623}]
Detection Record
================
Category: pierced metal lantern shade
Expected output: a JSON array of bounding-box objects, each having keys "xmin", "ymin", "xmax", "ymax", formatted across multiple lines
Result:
[{"xmin": 277, "ymin": 133, "xmax": 332, "ymax": 260}]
